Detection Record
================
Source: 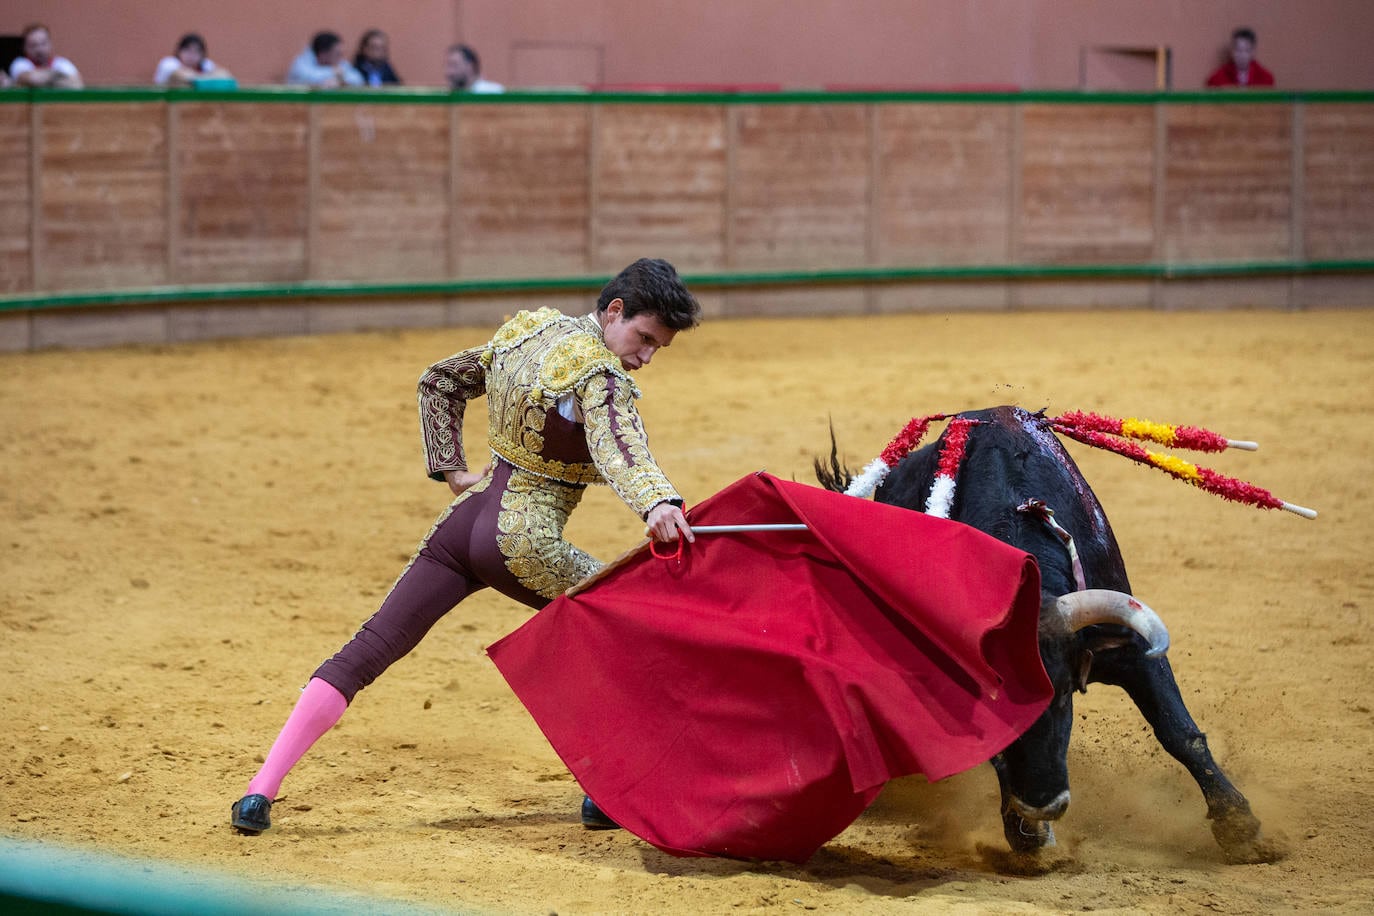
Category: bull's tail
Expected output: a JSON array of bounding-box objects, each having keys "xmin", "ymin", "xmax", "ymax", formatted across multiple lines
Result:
[{"xmin": 813, "ymin": 421, "xmax": 854, "ymax": 494}]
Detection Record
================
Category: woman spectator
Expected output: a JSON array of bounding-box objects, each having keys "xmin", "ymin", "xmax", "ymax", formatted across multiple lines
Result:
[
  {"xmin": 353, "ymin": 29, "xmax": 401, "ymax": 86},
  {"xmin": 153, "ymin": 33, "xmax": 233, "ymax": 86}
]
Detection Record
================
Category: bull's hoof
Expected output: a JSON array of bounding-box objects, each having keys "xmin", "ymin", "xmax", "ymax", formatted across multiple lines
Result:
[
  {"xmin": 976, "ymin": 842, "xmax": 1080, "ymax": 877},
  {"xmin": 1002, "ymin": 810, "xmax": 1055, "ymax": 855},
  {"xmin": 1211, "ymin": 812, "xmax": 1286, "ymax": 864}
]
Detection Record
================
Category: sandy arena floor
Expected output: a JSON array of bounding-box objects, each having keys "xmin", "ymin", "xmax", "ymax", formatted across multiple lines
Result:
[{"xmin": 2, "ymin": 307, "xmax": 1372, "ymax": 914}]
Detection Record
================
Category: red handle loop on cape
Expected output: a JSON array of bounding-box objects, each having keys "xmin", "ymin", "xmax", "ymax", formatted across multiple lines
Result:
[{"xmin": 649, "ymin": 537, "xmax": 685, "ymax": 562}]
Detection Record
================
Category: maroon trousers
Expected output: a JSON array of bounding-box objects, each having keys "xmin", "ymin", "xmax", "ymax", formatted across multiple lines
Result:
[{"xmin": 313, "ymin": 462, "xmax": 559, "ymax": 703}]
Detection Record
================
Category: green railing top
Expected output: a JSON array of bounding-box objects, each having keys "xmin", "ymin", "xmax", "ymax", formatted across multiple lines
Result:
[
  {"xmin": 4, "ymin": 260, "xmax": 1373, "ymax": 313},
  {"xmin": 3, "ymin": 85, "xmax": 1374, "ymax": 106}
]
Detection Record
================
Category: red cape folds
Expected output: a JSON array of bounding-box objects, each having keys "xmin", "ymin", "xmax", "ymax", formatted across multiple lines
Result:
[{"xmin": 487, "ymin": 473, "xmax": 1051, "ymax": 863}]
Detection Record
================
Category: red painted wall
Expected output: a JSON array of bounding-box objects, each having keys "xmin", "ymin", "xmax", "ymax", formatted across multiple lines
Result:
[{"xmin": 4, "ymin": 0, "xmax": 1372, "ymax": 90}]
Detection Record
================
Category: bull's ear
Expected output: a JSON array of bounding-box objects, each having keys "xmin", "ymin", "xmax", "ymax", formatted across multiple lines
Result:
[{"xmin": 1075, "ymin": 650, "xmax": 1093, "ymax": 694}]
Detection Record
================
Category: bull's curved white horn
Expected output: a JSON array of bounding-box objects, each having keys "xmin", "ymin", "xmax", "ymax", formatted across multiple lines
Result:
[{"xmin": 1055, "ymin": 589, "xmax": 1170, "ymax": 658}]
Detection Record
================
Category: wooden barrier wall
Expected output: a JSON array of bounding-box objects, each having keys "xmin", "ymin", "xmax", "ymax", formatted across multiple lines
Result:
[{"xmin": 2, "ymin": 91, "xmax": 1373, "ymax": 349}]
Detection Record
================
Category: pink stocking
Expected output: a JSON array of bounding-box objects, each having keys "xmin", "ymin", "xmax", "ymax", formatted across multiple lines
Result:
[{"xmin": 245, "ymin": 677, "xmax": 347, "ymax": 800}]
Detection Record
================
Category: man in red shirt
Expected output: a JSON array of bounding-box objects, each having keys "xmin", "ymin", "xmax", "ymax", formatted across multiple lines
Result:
[{"xmin": 1206, "ymin": 27, "xmax": 1275, "ymax": 87}]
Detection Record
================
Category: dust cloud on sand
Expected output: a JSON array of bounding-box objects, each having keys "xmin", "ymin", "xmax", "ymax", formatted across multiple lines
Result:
[{"xmin": 2, "ymin": 308, "xmax": 1372, "ymax": 914}]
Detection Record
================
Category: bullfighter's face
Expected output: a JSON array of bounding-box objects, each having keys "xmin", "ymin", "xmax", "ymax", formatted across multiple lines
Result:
[{"xmin": 598, "ymin": 299, "xmax": 677, "ymax": 372}]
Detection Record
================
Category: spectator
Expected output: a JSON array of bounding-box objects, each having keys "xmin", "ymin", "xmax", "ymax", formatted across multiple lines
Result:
[
  {"xmin": 287, "ymin": 31, "xmax": 363, "ymax": 88},
  {"xmin": 354, "ymin": 29, "xmax": 401, "ymax": 86},
  {"xmin": 1206, "ymin": 27, "xmax": 1275, "ymax": 88},
  {"xmin": 445, "ymin": 43, "xmax": 503, "ymax": 93},
  {"xmin": 9, "ymin": 24, "xmax": 83, "ymax": 88},
  {"xmin": 154, "ymin": 33, "xmax": 233, "ymax": 86}
]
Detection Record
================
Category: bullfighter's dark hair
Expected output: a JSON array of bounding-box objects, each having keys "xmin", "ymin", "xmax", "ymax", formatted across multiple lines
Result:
[
  {"xmin": 1231, "ymin": 27, "xmax": 1257, "ymax": 44},
  {"xmin": 597, "ymin": 259, "xmax": 702, "ymax": 331}
]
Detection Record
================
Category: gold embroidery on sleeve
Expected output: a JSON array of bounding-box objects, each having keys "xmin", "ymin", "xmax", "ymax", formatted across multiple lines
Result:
[
  {"xmin": 419, "ymin": 347, "xmax": 487, "ymax": 475},
  {"xmin": 582, "ymin": 374, "xmax": 681, "ymax": 517}
]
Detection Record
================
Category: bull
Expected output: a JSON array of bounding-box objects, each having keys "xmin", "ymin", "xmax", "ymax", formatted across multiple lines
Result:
[{"xmin": 815, "ymin": 405, "xmax": 1279, "ymax": 864}]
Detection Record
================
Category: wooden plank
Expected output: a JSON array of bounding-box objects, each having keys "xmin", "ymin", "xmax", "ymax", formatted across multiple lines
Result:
[
  {"xmin": 587, "ymin": 105, "xmax": 600, "ymax": 270},
  {"xmin": 1014, "ymin": 280, "xmax": 1153, "ymax": 310},
  {"xmin": 1293, "ymin": 274, "xmax": 1374, "ymax": 309},
  {"xmin": 307, "ymin": 105, "xmax": 320, "ymax": 280},
  {"xmin": 31, "ymin": 104, "xmax": 42, "ymax": 289},
  {"xmin": 0, "ymin": 105, "xmax": 32, "ymax": 292},
  {"xmin": 0, "ymin": 313, "xmax": 32, "ymax": 352},
  {"xmin": 1303, "ymin": 104, "xmax": 1374, "ymax": 260},
  {"xmin": 1157, "ymin": 277, "xmax": 1293, "ymax": 311},
  {"xmin": 873, "ymin": 281, "xmax": 1011, "ymax": 313},
  {"xmin": 444, "ymin": 292, "xmax": 587, "ymax": 329},
  {"xmin": 724, "ymin": 285, "xmax": 868, "ymax": 317},
  {"xmin": 591, "ymin": 105, "xmax": 728, "ymax": 272},
  {"xmin": 1151, "ymin": 103, "xmax": 1167, "ymax": 307},
  {"xmin": 1007, "ymin": 105, "xmax": 1022, "ymax": 309},
  {"xmin": 1162, "ymin": 104, "xmax": 1292, "ymax": 262},
  {"xmin": 315, "ymin": 104, "xmax": 450, "ymax": 281},
  {"xmin": 305, "ymin": 298, "xmax": 446, "ymax": 335},
  {"xmin": 166, "ymin": 104, "xmax": 180, "ymax": 282},
  {"xmin": 175, "ymin": 103, "xmax": 308, "ymax": 283},
  {"xmin": 875, "ymin": 103, "xmax": 1012, "ymax": 267},
  {"xmin": 1020, "ymin": 104, "xmax": 1155, "ymax": 264},
  {"xmin": 725, "ymin": 106, "xmax": 738, "ymax": 269},
  {"xmin": 865, "ymin": 105, "xmax": 879, "ymax": 313},
  {"xmin": 456, "ymin": 104, "xmax": 592, "ymax": 277},
  {"xmin": 448, "ymin": 107, "xmax": 462, "ymax": 276},
  {"xmin": 40, "ymin": 104, "xmax": 169, "ymax": 291},
  {"xmin": 31, "ymin": 307, "xmax": 168, "ymax": 348},
  {"xmin": 166, "ymin": 302, "xmax": 308, "ymax": 342},
  {"xmin": 730, "ymin": 105, "xmax": 869, "ymax": 270}
]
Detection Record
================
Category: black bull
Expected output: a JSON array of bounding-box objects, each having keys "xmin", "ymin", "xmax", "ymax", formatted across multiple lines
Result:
[{"xmin": 816, "ymin": 406, "xmax": 1278, "ymax": 863}]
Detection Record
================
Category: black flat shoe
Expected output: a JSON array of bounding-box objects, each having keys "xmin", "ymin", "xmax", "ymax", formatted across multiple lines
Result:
[
  {"xmin": 231, "ymin": 793, "xmax": 273, "ymax": 835},
  {"xmin": 580, "ymin": 795, "xmax": 620, "ymax": 830}
]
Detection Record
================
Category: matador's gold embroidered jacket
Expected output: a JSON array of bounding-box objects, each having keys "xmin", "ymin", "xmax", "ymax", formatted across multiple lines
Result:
[{"xmin": 417, "ymin": 307, "xmax": 682, "ymax": 518}]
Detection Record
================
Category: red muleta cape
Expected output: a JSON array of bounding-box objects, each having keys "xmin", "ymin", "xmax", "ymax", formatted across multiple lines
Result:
[{"xmin": 487, "ymin": 472, "xmax": 1050, "ymax": 863}]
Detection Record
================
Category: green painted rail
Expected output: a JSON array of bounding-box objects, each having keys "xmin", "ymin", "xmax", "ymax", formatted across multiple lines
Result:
[
  {"xmin": 4, "ymin": 261, "xmax": 1372, "ymax": 314},
  {"xmin": 2, "ymin": 86, "xmax": 1374, "ymax": 106}
]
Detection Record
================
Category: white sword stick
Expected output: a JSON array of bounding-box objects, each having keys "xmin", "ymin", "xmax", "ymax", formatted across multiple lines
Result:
[
  {"xmin": 687, "ymin": 524, "xmax": 810, "ymax": 533},
  {"xmin": 1226, "ymin": 439, "xmax": 1259, "ymax": 451}
]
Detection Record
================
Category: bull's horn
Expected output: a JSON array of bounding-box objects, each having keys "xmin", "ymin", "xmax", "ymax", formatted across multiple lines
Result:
[{"xmin": 1055, "ymin": 589, "xmax": 1170, "ymax": 658}]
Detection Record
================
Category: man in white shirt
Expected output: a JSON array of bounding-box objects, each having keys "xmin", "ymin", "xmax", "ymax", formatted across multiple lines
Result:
[
  {"xmin": 445, "ymin": 43, "xmax": 504, "ymax": 93},
  {"xmin": 286, "ymin": 31, "xmax": 363, "ymax": 88},
  {"xmin": 9, "ymin": 24, "xmax": 83, "ymax": 88}
]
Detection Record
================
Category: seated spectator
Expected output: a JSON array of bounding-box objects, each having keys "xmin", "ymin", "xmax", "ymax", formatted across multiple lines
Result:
[
  {"xmin": 154, "ymin": 33, "xmax": 233, "ymax": 86},
  {"xmin": 1206, "ymin": 27, "xmax": 1275, "ymax": 88},
  {"xmin": 287, "ymin": 31, "xmax": 363, "ymax": 88},
  {"xmin": 445, "ymin": 43, "xmax": 503, "ymax": 93},
  {"xmin": 354, "ymin": 29, "xmax": 401, "ymax": 86},
  {"xmin": 8, "ymin": 24, "xmax": 83, "ymax": 88}
]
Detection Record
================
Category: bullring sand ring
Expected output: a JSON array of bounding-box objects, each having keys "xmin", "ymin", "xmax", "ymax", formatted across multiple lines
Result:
[{"xmin": 3, "ymin": 307, "xmax": 1372, "ymax": 914}]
